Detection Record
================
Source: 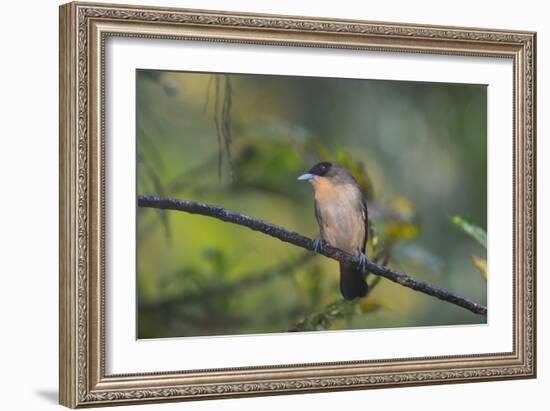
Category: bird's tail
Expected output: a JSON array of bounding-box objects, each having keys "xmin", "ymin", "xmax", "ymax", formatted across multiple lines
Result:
[{"xmin": 339, "ymin": 263, "xmax": 368, "ymax": 300}]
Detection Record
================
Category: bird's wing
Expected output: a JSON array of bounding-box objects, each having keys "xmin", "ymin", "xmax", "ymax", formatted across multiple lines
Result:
[{"xmin": 361, "ymin": 196, "xmax": 368, "ymax": 253}]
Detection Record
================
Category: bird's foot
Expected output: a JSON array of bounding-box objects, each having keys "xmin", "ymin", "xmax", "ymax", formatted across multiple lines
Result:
[
  {"xmin": 357, "ymin": 251, "xmax": 368, "ymax": 273},
  {"xmin": 312, "ymin": 236, "xmax": 323, "ymax": 254}
]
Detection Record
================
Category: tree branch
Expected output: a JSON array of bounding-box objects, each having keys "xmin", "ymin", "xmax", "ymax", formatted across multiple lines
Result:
[
  {"xmin": 289, "ymin": 267, "xmax": 386, "ymax": 332},
  {"xmin": 140, "ymin": 252, "xmax": 314, "ymax": 311},
  {"xmin": 137, "ymin": 195, "xmax": 487, "ymax": 317}
]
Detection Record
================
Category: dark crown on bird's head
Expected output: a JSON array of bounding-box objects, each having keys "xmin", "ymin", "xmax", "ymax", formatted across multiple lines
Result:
[
  {"xmin": 305, "ymin": 161, "xmax": 357, "ymax": 185},
  {"xmin": 308, "ymin": 162, "xmax": 334, "ymax": 177}
]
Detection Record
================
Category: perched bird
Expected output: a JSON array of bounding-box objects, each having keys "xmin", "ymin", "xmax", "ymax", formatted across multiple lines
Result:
[{"xmin": 298, "ymin": 162, "xmax": 368, "ymax": 300}]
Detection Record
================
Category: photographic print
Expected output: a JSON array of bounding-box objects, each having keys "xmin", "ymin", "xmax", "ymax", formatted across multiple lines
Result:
[
  {"xmin": 136, "ymin": 70, "xmax": 488, "ymax": 339},
  {"xmin": 60, "ymin": 3, "xmax": 536, "ymax": 406}
]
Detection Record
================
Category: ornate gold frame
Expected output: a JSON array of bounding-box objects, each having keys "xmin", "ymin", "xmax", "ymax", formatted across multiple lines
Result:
[{"xmin": 59, "ymin": 1, "xmax": 536, "ymax": 408}]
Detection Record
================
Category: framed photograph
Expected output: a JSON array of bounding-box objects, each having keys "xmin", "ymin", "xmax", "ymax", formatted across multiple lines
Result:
[{"xmin": 59, "ymin": 1, "xmax": 536, "ymax": 408}]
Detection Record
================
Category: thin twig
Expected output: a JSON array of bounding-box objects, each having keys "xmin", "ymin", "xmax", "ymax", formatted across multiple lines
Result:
[
  {"xmin": 137, "ymin": 151, "xmax": 171, "ymax": 241},
  {"xmin": 288, "ymin": 249, "xmax": 387, "ymax": 332},
  {"xmin": 137, "ymin": 195, "xmax": 487, "ymax": 317},
  {"xmin": 221, "ymin": 75, "xmax": 234, "ymax": 183},
  {"xmin": 212, "ymin": 75, "xmax": 235, "ymax": 183},
  {"xmin": 141, "ymin": 252, "xmax": 314, "ymax": 311},
  {"xmin": 202, "ymin": 75, "xmax": 214, "ymax": 115},
  {"xmin": 214, "ymin": 77, "xmax": 223, "ymax": 181}
]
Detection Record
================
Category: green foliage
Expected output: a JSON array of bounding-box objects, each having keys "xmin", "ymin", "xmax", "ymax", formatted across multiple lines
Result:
[
  {"xmin": 450, "ymin": 215, "xmax": 487, "ymax": 248},
  {"xmin": 136, "ymin": 70, "xmax": 488, "ymax": 338},
  {"xmin": 231, "ymin": 137, "xmax": 305, "ymax": 196},
  {"xmin": 472, "ymin": 255, "xmax": 487, "ymax": 279},
  {"xmin": 450, "ymin": 216, "xmax": 487, "ymax": 279},
  {"xmin": 291, "ymin": 297, "xmax": 383, "ymax": 332},
  {"xmin": 334, "ymin": 147, "xmax": 375, "ymax": 200}
]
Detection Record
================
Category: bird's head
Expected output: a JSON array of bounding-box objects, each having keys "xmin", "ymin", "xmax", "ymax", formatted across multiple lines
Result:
[
  {"xmin": 297, "ymin": 161, "xmax": 333, "ymax": 182},
  {"xmin": 298, "ymin": 162, "xmax": 353, "ymax": 186}
]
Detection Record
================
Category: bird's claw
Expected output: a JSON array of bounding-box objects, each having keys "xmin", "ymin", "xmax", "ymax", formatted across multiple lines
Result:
[
  {"xmin": 358, "ymin": 251, "xmax": 368, "ymax": 273},
  {"xmin": 312, "ymin": 237, "xmax": 323, "ymax": 254}
]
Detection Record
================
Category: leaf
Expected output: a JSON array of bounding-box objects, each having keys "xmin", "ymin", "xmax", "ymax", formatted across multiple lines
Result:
[
  {"xmin": 367, "ymin": 220, "xmax": 381, "ymax": 253},
  {"xmin": 357, "ymin": 299, "xmax": 383, "ymax": 314},
  {"xmin": 334, "ymin": 147, "xmax": 374, "ymax": 200},
  {"xmin": 231, "ymin": 137, "xmax": 304, "ymax": 196},
  {"xmin": 391, "ymin": 196, "xmax": 415, "ymax": 220},
  {"xmin": 472, "ymin": 255, "xmax": 488, "ymax": 279},
  {"xmin": 383, "ymin": 221, "xmax": 419, "ymax": 242},
  {"xmin": 451, "ymin": 215, "xmax": 487, "ymax": 248},
  {"xmin": 291, "ymin": 299, "xmax": 358, "ymax": 331}
]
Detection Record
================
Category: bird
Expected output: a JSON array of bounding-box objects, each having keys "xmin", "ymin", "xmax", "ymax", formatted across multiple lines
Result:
[{"xmin": 298, "ymin": 162, "xmax": 368, "ymax": 300}]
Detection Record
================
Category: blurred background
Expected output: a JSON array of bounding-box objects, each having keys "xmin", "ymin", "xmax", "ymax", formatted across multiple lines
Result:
[{"xmin": 136, "ymin": 69, "xmax": 487, "ymax": 339}]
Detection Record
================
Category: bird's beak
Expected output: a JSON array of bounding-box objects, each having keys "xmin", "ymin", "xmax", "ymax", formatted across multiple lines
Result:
[{"xmin": 297, "ymin": 173, "xmax": 315, "ymax": 181}]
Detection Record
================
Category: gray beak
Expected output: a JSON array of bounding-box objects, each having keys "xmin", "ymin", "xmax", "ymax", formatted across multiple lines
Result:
[{"xmin": 297, "ymin": 173, "xmax": 314, "ymax": 181}]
